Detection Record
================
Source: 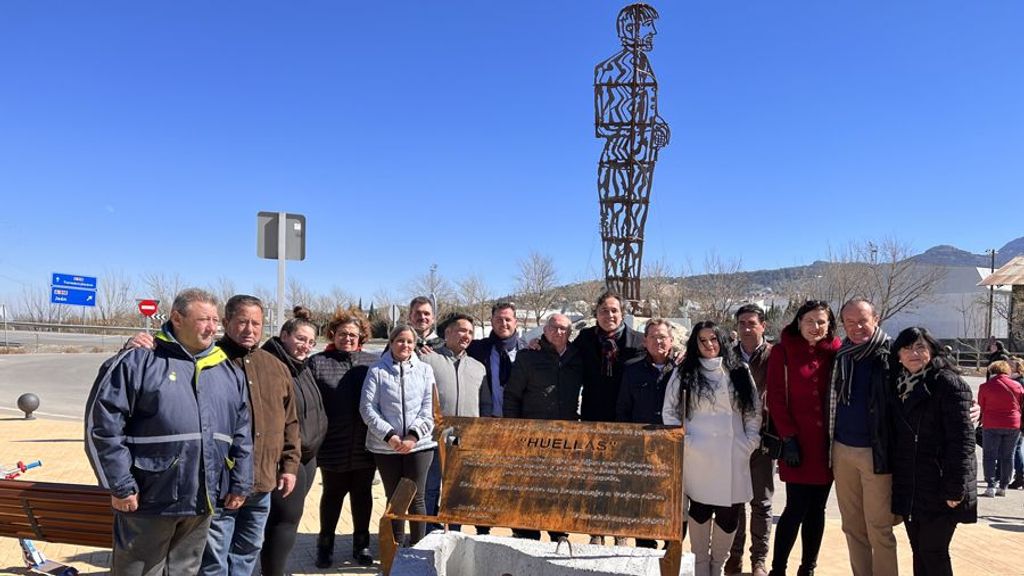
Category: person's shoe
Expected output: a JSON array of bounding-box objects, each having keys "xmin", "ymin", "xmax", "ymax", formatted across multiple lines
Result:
[
  {"xmin": 353, "ymin": 548, "xmax": 374, "ymax": 566},
  {"xmin": 315, "ymin": 534, "xmax": 334, "ymax": 569},
  {"xmin": 589, "ymin": 535, "xmax": 604, "ymax": 545},
  {"xmin": 752, "ymin": 562, "xmax": 769, "ymax": 576},
  {"xmin": 723, "ymin": 556, "xmax": 743, "ymax": 575},
  {"xmin": 1009, "ymin": 477, "xmax": 1024, "ymax": 489},
  {"xmin": 983, "ymin": 487, "xmax": 996, "ymax": 497},
  {"xmin": 996, "ymin": 487, "xmax": 1007, "ymax": 497},
  {"xmin": 796, "ymin": 565, "xmax": 815, "ymax": 576}
]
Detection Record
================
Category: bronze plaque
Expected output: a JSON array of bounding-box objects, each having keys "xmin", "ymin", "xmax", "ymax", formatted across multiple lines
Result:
[{"xmin": 437, "ymin": 417, "xmax": 684, "ymax": 540}]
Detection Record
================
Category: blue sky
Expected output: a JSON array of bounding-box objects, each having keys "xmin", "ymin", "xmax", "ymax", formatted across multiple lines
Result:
[{"xmin": 1, "ymin": 1, "xmax": 1022, "ymax": 308}]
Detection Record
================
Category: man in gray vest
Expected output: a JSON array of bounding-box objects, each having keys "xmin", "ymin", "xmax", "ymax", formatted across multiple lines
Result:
[{"xmin": 421, "ymin": 313, "xmax": 489, "ymax": 531}]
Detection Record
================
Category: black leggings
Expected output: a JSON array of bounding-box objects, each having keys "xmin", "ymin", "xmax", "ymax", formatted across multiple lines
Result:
[
  {"xmin": 260, "ymin": 458, "xmax": 317, "ymax": 576},
  {"xmin": 771, "ymin": 482, "xmax": 832, "ymax": 573},
  {"xmin": 375, "ymin": 451, "xmax": 433, "ymax": 545},
  {"xmin": 688, "ymin": 500, "xmax": 742, "ymax": 532},
  {"xmin": 318, "ymin": 466, "xmax": 376, "ymax": 550}
]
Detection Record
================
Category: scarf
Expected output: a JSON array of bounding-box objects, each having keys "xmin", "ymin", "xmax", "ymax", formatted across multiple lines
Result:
[
  {"xmin": 487, "ymin": 331, "xmax": 523, "ymax": 385},
  {"xmin": 599, "ymin": 323, "xmax": 626, "ymax": 378},
  {"xmin": 833, "ymin": 327, "xmax": 888, "ymax": 405},
  {"xmin": 897, "ymin": 366, "xmax": 931, "ymax": 402}
]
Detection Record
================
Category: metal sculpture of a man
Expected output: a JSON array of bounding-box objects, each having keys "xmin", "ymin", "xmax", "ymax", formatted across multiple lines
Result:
[{"xmin": 595, "ymin": 3, "xmax": 669, "ymax": 308}]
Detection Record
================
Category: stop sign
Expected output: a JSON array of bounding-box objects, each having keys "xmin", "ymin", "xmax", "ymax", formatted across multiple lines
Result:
[{"xmin": 138, "ymin": 300, "xmax": 159, "ymax": 317}]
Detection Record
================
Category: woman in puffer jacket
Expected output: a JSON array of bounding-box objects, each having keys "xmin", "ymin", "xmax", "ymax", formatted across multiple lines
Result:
[{"xmin": 360, "ymin": 324, "xmax": 438, "ymax": 545}]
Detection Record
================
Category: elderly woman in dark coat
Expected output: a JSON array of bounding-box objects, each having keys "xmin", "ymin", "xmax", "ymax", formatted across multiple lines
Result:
[{"xmin": 889, "ymin": 327, "xmax": 976, "ymax": 576}]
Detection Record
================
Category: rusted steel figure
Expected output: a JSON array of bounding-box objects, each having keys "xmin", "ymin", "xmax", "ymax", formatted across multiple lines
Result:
[{"xmin": 595, "ymin": 3, "xmax": 670, "ymax": 309}]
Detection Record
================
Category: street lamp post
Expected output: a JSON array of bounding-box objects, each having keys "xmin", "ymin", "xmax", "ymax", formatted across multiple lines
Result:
[{"xmin": 986, "ymin": 248, "xmax": 997, "ymax": 339}]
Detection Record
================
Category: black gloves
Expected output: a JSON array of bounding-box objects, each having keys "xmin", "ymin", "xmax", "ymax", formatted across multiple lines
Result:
[{"xmin": 782, "ymin": 436, "xmax": 802, "ymax": 468}]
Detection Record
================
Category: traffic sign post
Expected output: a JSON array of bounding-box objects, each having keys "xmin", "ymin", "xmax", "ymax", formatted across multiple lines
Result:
[
  {"xmin": 137, "ymin": 300, "xmax": 160, "ymax": 333},
  {"xmin": 49, "ymin": 273, "xmax": 97, "ymax": 308},
  {"xmin": 50, "ymin": 287, "xmax": 97, "ymax": 307},
  {"xmin": 257, "ymin": 212, "xmax": 306, "ymax": 334}
]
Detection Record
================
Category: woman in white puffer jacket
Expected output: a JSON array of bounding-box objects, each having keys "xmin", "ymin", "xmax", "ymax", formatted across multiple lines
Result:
[{"xmin": 360, "ymin": 324, "xmax": 437, "ymax": 545}]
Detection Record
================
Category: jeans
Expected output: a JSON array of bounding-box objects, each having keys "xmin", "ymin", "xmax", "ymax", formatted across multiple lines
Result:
[
  {"xmin": 728, "ymin": 448, "xmax": 774, "ymax": 567},
  {"xmin": 905, "ymin": 515, "xmax": 957, "ymax": 576},
  {"xmin": 425, "ymin": 448, "xmax": 461, "ymax": 533},
  {"xmin": 200, "ymin": 491, "xmax": 272, "ymax": 576},
  {"xmin": 771, "ymin": 482, "xmax": 832, "ymax": 574},
  {"xmin": 982, "ymin": 428, "xmax": 1020, "ymax": 489}
]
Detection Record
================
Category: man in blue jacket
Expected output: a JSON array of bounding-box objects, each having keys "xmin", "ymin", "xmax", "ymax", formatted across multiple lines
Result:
[{"xmin": 86, "ymin": 288, "xmax": 253, "ymax": 576}]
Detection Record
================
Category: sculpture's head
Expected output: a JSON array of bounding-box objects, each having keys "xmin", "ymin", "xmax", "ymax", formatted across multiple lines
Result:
[{"xmin": 617, "ymin": 3, "xmax": 659, "ymax": 52}]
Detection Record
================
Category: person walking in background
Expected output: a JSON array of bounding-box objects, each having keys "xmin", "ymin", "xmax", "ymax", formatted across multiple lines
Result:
[
  {"xmin": 308, "ymin": 309, "xmax": 378, "ymax": 567},
  {"xmin": 663, "ymin": 321, "xmax": 761, "ymax": 576},
  {"xmin": 766, "ymin": 300, "xmax": 841, "ymax": 576},
  {"xmin": 360, "ymin": 324, "xmax": 437, "ymax": 546},
  {"xmin": 258, "ymin": 306, "xmax": 327, "ymax": 576},
  {"xmin": 889, "ymin": 327, "xmax": 976, "ymax": 576},
  {"xmin": 978, "ymin": 359, "xmax": 1023, "ymax": 497}
]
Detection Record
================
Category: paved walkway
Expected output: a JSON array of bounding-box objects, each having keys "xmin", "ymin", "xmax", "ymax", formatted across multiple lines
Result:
[{"xmin": 1, "ymin": 416, "xmax": 1021, "ymax": 575}]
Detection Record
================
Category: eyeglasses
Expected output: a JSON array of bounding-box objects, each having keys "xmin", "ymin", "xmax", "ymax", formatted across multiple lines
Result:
[{"xmin": 293, "ymin": 337, "xmax": 317, "ymax": 348}]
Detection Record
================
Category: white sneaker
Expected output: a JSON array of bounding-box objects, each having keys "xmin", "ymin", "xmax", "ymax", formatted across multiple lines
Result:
[
  {"xmin": 983, "ymin": 487, "xmax": 996, "ymax": 497},
  {"xmin": 996, "ymin": 488, "xmax": 1007, "ymax": 497}
]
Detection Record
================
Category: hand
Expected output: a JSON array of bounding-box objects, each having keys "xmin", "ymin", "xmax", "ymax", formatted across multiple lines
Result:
[
  {"xmin": 782, "ymin": 436, "xmax": 802, "ymax": 468},
  {"xmin": 224, "ymin": 493, "xmax": 246, "ymax": 510},
  {"xmin": 397, "ymin": 436, "xmax": 417, "ymax": 454},
  {"xmin": 527, "ymin": 337, "xmax": 541, "ymax": 350},
  {"xmin": 387, "ymin": 435, "xmax": 403, "ymax": 452},
  {"xmin": 969, "ymin": 400, "xmax": 981, "ymax": 425},
  {"xmin": 277, "ymin": 473, "xmax": 297, "ymax": 498},
  {"xmin": 670, "ymin": 348, "xmax": 685, "ymax": 366},
  {"xmin": 124, "ymin": 332, "xmax": 155, "ymax": 350},
  {"xmin": 417, "ymin": 344, "xmax": 434, "ymax": 355},
  {"xmin": 946, "ymin": 499, "xmax": 961, "ymax": 508},
  {"xmin": 111, "ymin": 493, "xmax": 139, "ymax": 513}
]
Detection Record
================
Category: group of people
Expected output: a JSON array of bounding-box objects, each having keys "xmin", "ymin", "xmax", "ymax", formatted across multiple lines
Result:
[{"xmin": 84, "ymin": 287, "xmax": 986, "ymax": 576}]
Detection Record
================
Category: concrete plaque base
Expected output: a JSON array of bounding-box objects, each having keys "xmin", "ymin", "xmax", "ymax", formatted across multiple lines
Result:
[{"xmin": 391, "ymin": 531, "xmax": 695, "ymax": 576}]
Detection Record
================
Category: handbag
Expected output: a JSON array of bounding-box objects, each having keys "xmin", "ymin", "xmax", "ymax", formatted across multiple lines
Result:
[{"xmin": 760, "ymin": 364, "xmax": 788, "ymax": 459}]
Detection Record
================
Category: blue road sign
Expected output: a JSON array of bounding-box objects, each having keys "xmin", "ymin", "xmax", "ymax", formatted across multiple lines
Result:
[
  {"xmin": 52, "ymin": 273, "xmax": 98, "ymax": 290},
  {"xmin": 50, "ymin": 286, "xmax": 97, "ymax": 307}
]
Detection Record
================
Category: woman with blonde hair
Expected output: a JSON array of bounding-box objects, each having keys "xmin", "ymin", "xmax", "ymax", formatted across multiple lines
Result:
[{"xmin": 978, "ymin": 359, "xmax": 1023, "ymax": 497}]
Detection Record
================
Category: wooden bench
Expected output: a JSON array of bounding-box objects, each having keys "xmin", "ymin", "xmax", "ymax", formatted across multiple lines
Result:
[{"xmin": 0, "ymin": 479, "xmax": 113, "ymax": 549}]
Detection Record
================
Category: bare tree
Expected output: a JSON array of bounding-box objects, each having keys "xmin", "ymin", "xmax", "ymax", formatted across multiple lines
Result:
[
  {"xmin": 141, "ymin": 272, "xmax": 184, "ymax": 314},
  {"xmin": 287, "ymin": 278, "xmax": 315, "ymax": 316},
  {"xmin": 562, "ymin": 273, "xmax": 606, "ymax": 317},
  {"xmin": 95, "ymin": 269, "xmax": 135, "ymax": 325},
  {"xmin": 640, "ymin": 257, "xmax": 679, "ymax": 316},
  {"xmin": 210, "ymin": 277, "xmax": 237, "ymax": 308},
  {"xmin": 677, "ymin": 252, "xmax": 749, "ymax": 325},
  {"xmin": 516, "ymin": 251, "xmax": 559, "ymax": 326},
  {"xmin": 456, "ymin": 273, "xmax": 492, "ymax": 329},
  {"xmin": 407, "ymin": 264, "xmax": 456, "ymax": 316},
  {"xmin": 799, "ymin": 239, "xmax": 946, "ymax": 323}
]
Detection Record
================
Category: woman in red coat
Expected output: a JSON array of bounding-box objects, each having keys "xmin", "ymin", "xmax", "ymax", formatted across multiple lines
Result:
[{"xmin": 766, "ymin": 300, "xmax": 841, "ymax": 576}]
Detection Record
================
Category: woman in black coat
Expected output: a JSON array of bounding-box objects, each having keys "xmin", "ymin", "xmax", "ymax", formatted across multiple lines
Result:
[
  {"xmin": 259, "ymin": 306, "xmax": 326, "ymax": 576},
  {"xmin": 889, "ymin": 327, "xmax": 976, "ymax": 576},
  {"xmin": 308, "ymin": 309, "xmax": 379, "ymax": 568}
]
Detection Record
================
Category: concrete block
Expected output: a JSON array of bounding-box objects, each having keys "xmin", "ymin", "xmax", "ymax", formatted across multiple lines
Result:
[{"xmin": 391, "ymin": 531, "xmax": 695, "ymax": 576}]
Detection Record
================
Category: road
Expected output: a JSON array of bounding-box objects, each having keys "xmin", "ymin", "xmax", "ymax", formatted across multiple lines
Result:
[{"xmin": 0, "ymin": 353, "xmax": 109, "ymax": 419}]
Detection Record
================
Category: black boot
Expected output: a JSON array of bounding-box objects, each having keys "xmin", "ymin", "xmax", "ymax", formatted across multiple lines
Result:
[
  {"xmin": 797, "ymin": 564, "xmax": 815, "ymax": 576},
  {"xmin": 352, "ymin": 531, "xmax": 373, "ymax": 566},
  {"xmin": 315, "ymin": 533, "xmax": 334, "ymax": 569}
]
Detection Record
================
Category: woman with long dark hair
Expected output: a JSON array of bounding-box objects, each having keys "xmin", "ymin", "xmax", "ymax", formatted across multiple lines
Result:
[
  {"xmin": 258, "ymin": 306, "xmax": 327, "ymax": 576},
  {"xmin": 664, "ymin": 321, "xmax": 761, "ymax": 576},
  {"xmin": 766, "ymin": 300, "xmax": 841, "ymax": 576},
  {"xmin": 889, "ymin": 326, "xmax": 976, "ymax": 576}
]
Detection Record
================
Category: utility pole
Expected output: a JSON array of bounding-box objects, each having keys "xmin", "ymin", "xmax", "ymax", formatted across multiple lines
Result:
[{"xmin": 986, "ymin": 248, "xmax": 997, "ymax": 338}]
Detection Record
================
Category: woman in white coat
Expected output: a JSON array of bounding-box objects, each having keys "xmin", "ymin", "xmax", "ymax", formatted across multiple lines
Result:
[
  {"xmin": 360, "ymin": 324, "xmax": 437, "ymax": 545},
  {"xmin": 664, "ymin": 320, "xmax": 761, "ymax": 576}
]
